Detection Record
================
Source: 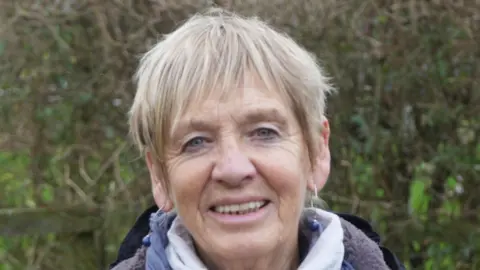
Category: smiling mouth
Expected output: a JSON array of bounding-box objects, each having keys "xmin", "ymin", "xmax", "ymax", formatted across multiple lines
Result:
[{"xmin": 210, "ymin": 200, "xmax": 270, "ymax": 215}]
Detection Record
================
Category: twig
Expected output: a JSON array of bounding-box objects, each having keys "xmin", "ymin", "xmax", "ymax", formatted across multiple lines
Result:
[
  {"xmin": 92, "ymin": 141, "xmax": 127, "ymax": 184},
  {"xmin": 64, "ymin": 164, "xmax": 96, "ymax": 206},
  {"xmin": 78, "ymin": 154, "xmax": 95, "ymax": 186}
]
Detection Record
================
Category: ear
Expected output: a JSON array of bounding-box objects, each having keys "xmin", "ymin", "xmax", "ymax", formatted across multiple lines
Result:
[
  {"xmin": 307, "ymin": 118, "xmax": 331, "ymax": 193},
  {"xmin": 146, "ymin": 151, "xmax": 173, "ymax": 212}
]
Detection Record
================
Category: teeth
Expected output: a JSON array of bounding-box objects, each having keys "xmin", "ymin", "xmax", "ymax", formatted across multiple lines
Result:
[{"xmin": 213, "ymin": 201, "xmax": 266, "ymax": 214}]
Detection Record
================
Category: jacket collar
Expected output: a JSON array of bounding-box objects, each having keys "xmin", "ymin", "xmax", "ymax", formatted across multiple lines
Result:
[
  {"xmin": 158, "ymin": 209, "xmax": 349, "ymax": 270},
  {"xmin": 109, "ymin": 205, "xmax": 405, "ymax": 270}
]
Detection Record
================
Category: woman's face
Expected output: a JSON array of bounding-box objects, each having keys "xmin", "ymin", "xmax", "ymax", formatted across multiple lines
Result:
[{"xmin": 154, "ymin": 80, "xmax": 323, "ymax": 261}]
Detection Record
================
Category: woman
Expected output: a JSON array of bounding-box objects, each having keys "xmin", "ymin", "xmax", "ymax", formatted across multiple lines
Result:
[{"xmin": 112, "ymin": 8, "xmax": 404, "ymax": 270}]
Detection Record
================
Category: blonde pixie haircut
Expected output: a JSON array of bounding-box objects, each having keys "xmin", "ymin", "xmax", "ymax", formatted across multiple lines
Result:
[{"xmin": 129, "ymin": 8, "xmax": 334, "ymax": 183}]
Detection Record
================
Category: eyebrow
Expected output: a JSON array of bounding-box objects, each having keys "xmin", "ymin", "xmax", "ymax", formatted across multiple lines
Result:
[
  {"xmin": 239, "ymin": 107, "xmax": 288, "ymax": 127},
  {"xmin": 171, "ymin": 118, "xmax": 218, "ymax": 140},
  {"xmin": 171, "ymin": 107, "xmax": 289, "ymax": 140}
]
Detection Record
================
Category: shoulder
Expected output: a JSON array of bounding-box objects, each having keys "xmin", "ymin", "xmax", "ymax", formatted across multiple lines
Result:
[
  {"xmin": 109, "ymin": 205, "xmax": 158, "ymax": 269},
  {"xmin": 337, "ymin": 213, "xmax": 405, "ymax": 270},
  {"xmin": 110, "ymin": 246, "xmax": 147, "ymax": 270}
]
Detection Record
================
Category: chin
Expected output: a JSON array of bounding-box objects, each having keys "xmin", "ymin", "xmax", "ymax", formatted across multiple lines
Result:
[{"xmin": 207, "ymin": 228, "xmax": 280, "ymax": 259}]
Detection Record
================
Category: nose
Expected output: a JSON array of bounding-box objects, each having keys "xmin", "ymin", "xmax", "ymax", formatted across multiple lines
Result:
[{"xmin": 211, "ymin": 147, "xmax": 256, "ymax": 187}]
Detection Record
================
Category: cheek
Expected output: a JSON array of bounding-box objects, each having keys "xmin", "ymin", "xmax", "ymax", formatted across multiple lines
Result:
[
  {"xmin": 167, "ymin": 158, "xmax": 212, "ymax": 211},
  {"xmin": 253, "ymin": 144, "xmax": 309, "ymax": 205}
]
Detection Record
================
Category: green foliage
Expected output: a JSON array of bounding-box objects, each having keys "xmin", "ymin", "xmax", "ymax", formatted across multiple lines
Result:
[{"xmin": 0, "ymin": 0, "xmax": 479, "ymax": 269}]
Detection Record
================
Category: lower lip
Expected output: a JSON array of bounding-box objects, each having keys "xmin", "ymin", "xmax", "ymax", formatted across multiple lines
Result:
[{"xmin": 207, "ymin": 202, "xmax": 271, "ymax": 225}]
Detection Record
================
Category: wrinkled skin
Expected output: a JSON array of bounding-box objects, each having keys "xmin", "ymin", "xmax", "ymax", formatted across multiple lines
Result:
[{"xmin": 146, "ymin": 79, "xmax": 331, "ymax": 270}]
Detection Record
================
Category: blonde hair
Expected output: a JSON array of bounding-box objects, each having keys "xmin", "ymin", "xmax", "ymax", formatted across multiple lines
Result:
[{"xmin": 129, "ymin": 8, "xmax": 334, "ymax": 180}]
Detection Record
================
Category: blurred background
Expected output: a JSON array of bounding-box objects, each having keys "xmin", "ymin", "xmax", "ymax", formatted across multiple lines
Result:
[{"xmin": 0, "ymin": 1, "xmax": 478, "ymax": 269}]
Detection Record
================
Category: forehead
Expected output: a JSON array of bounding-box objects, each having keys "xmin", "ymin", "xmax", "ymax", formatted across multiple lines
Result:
[
  {"xmin": 170, "ymin": 83, "xmax": 294, "ymax": 135},
  {"xmin": 196, "ymin": 84, "xmax": 287, "ymax": 112}
]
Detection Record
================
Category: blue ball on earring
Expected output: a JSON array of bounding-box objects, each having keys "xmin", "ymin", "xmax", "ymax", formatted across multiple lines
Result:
[
  {"xmin": 142, "ymin": 234, "xmax": 151, "ymax": 247},
  {"xmin": 309, "ymin": 219, "xmax": 320, "ymax": 231}
]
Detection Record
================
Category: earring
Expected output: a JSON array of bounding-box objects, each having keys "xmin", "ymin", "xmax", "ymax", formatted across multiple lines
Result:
[
  {"xmin": 308, "ymin": 184, "xmax": 322, "ymax": 231},
  {"xmin": 142, "ymin": 234, "xmax": 151, "ymax": 247},
  {"xmin": 309, "ymin": 219, "xmax": 321, "ymax": 231},
  {"xmin": 310, "ymin": 184, "xmax": 318, "ymax": 208}
]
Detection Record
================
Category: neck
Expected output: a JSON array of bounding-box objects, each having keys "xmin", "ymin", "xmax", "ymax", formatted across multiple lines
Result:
[{"xmin": 198, "ymin": 234, "xmax": 299, "ymax": 270}]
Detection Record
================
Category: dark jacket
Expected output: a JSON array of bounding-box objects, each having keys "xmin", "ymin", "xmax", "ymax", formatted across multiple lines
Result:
[{"xmin": 110, "ymin": 205, "xmax": 405, "ymax": 270}]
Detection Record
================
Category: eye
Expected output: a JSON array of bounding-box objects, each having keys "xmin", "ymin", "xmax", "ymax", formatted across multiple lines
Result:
[
  {"xmin": 183, "ymin": 136, "xmax": 208, "ymax": 152},
  {"xmin": 251, "ymin": 127, "xmax": 279, "ymax": 141}
]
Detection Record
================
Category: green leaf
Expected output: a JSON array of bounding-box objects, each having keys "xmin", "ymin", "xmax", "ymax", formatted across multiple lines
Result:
[
  {"xmin": 446, "ymin": 176, "xmax": 456, "ymax": 190},
  {"xmin": 375, "ymin": 188, "xmax": 384, "ymax": 198},
  {"xmin": 408, "ymin": 179, "xmax": 430, "ymax": 216},
  {"xmin": 41, "ymin": 184, "xmax": 54, "ymax": 202},
  {"xmin": 412, "ymin": 240, "xmax": 421, "ymax": 252}
]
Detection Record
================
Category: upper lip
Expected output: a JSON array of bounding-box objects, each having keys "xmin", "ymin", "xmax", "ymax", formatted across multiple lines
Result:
[{"xmin": 209, "ymin": 196, "xmax": 269, "ymax": 208}]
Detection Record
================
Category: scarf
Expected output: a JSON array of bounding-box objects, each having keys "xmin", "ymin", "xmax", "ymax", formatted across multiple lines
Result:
[
  {"xmin": 145, "ymin": 208, "xmax": 368, "ymax": 270},
  {"xmin": 164, "ymin": 208, "xmax": 347, "ymax": 270},
  {"xmin": 112, "ymin": 208, "xmax": 390, "ymax": 270}
]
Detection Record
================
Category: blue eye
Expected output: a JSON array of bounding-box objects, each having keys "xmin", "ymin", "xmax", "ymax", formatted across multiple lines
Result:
[
  {"xmin": 183, "ymin": 136, "xmax": 207, "ymax": 152},
  {"xmin": 252, "ymin": 127, "xmax": 279, "ymax": 140}
]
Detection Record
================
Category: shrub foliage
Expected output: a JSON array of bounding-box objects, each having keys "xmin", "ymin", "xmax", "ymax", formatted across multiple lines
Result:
[{"xmin": 0, "ymin": 1, "xmax": 478, "ymax": 269}]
